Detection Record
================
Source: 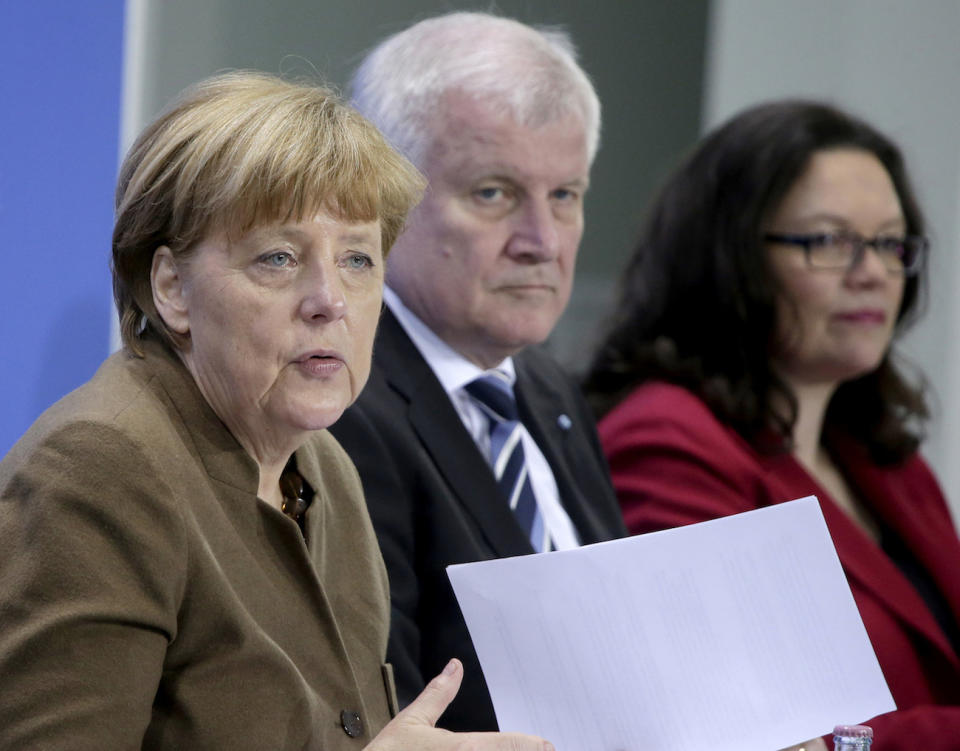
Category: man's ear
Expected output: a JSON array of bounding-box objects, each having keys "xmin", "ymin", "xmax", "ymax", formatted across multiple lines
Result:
[{"xmin": 151, "ymin": 246, "xmax": 190, "ymax": 335}]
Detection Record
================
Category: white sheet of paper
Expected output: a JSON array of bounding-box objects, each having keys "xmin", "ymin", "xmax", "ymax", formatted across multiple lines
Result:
[{"xmin": 447, "ymin": 496, "xmax": 895, "ymax": 751}]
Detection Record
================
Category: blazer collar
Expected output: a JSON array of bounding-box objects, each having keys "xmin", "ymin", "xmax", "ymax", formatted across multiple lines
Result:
[
  {"xmin": 135, "ymin": 338, "xmax": 344, "ymax": 593},
  {"xmin": 133, "ymin": 338, "xmax": 260, "ymax": 496}
]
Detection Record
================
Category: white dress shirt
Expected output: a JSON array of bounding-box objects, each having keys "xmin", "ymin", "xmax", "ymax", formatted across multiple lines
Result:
[{"xmin": 384, "ymin": 287, "xmax": 580, "ymax": 551}]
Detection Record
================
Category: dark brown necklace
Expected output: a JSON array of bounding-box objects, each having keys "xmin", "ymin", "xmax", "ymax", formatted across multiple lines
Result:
[{"xmin": 279, "ymin": 467, "xmax": 311, "ymax": 535}]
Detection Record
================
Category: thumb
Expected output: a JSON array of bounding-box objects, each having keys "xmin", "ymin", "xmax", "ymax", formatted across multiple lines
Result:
[{"xmin": 397, "ymin": 658, "xmax": 463, "ymax": 727}]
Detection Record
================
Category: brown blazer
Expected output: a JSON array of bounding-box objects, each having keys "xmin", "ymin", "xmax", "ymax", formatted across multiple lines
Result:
[{"xmin": 0, "ymin": 338, "xmax": 396, "ymax": 750}]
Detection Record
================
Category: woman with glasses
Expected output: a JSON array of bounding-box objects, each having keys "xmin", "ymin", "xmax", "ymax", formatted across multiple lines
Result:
[{"xmin": 584, "ymin": 100, "xmax": 960, "ymax": 749}]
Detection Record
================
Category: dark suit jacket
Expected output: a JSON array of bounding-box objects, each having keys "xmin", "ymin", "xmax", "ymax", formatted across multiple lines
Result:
[
  {"xmin": 599, "ymin": 381, "xmax": 960, "ymax": 750},
  {"xmin": 0, "ymin": 338, "xmax": 396, "ymax": 750},
  {"xmin": 330, "ymin": 309, "xmax": 625, "ymax": 731}
]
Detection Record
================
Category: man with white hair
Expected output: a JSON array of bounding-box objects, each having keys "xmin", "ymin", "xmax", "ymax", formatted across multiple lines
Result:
[{"xmin": 331, "ymin": 12, "xmax": 626, "ymax": 732}]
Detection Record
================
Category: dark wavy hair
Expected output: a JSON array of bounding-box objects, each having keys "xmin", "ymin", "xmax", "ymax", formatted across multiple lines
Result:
[{"xmin": 584, "ymin": 100, "xmax": 928, "ymax": 464}]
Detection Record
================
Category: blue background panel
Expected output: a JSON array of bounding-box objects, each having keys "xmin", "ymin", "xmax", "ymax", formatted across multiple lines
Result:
[{"xmin": 0, "ymin": 1, "xmax": 125, "ymax": 455}]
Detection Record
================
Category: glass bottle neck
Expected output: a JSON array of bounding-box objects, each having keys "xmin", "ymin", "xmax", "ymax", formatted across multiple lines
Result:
[{"xmin": 834, "ymin": 739, "xmax": 871, "ymax": 751}]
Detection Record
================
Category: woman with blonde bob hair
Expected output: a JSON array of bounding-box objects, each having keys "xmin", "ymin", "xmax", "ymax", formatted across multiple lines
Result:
[{"xmin": 0, "ymin": 71, "xmax": 553, "ymax": 751}]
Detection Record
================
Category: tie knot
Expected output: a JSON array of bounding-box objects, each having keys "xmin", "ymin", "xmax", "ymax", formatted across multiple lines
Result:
[{"xmin": 465, "ymin": 373, "xmax": 518, "ymax": 423}]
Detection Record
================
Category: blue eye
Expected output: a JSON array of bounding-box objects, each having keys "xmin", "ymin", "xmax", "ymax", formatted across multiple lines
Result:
[
  {"xmin": 261, "ymin": 251, "xmax": 295, "ymax": 268},
  {"xmin": 475, "ymin": 186, "xmax": 503, "ymax": 201},
  {"xmin": 345, "ymin": 253, "xmax": 373, "ymax": 270}
]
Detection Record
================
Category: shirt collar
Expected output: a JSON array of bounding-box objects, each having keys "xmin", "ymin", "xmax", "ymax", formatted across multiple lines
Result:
[{"xmin": 383, "ymin": 286, "xmax": 516, "ymax": 397}]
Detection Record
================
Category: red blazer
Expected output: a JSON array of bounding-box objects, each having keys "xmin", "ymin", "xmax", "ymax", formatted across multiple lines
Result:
[{"xmin": 599, "ymin": 381, "xmax": 960, "ymax": 750}]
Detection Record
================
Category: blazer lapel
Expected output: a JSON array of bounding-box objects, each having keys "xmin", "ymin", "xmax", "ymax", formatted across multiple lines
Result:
[
  {"xmin": 835, "ymin": 446, "xmax": 960, "ymax": 664},
  {"xmin": 375, "ymin": 311, "xmax": 532, "ymax": 557},
  {"xmin": 765, "ymin": 446, "xmax": 960, "ymax": 666}
]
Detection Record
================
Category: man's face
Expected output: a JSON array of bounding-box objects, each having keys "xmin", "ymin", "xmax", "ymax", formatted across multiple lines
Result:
[{"xmin": 386, "ymin": 93, "xmax": 590, "ymax": 368}]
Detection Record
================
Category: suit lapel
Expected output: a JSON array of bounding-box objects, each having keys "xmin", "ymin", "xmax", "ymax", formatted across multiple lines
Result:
[
  {"xmin": 514, "ymin": 356, "xmax": 611, "ymax": 545},
  {"xmin": 375, "ymin": 311, "xmax": 532, "ymax": 557}
]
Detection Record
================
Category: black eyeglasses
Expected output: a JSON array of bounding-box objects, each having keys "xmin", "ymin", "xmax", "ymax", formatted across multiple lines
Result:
[{"xmin": 764, "ymin": 231, "xmax": 927, "ymax": 276}]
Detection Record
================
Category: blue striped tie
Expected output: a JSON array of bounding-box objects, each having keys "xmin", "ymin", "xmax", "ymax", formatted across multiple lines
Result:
[{"xmin": 465, "ymin": 373, "xmax": 549, "ymax": 552}]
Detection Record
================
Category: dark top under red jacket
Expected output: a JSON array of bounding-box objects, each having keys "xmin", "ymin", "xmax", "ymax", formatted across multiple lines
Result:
[{"xmin": 599, "ymin": 381, "xmax": 960, "ymax": 750}]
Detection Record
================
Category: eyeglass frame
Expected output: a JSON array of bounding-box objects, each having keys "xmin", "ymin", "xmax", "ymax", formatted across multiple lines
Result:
[{"xmin": 763, "ymin": 231, "xmax": 928, "ymax": 276}]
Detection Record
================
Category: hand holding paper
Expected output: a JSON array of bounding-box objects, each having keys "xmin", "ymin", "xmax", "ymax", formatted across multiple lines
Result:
[{"xmin": 367, "ymin": 659, "xmax": 554, "ymax": 751}]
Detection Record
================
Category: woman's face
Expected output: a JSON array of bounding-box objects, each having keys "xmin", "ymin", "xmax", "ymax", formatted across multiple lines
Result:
[
  {"xmin": 155, "ymin": 209, "xmax": 383, "ymax": 460},
  {"xmin": 765, "ymin": 148, "xmax": 906, "ymax": 388}
]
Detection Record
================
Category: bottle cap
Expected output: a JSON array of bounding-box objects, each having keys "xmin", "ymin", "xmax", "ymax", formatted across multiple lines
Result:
[{"xmin": 833, "ymin": 725, "xmax": 873, "ymax": 739}]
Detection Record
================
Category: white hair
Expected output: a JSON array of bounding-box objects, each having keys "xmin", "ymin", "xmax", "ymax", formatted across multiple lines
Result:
[{"xmin": 350, "ymin": 11, "xmax": 601, "ymax": 167}]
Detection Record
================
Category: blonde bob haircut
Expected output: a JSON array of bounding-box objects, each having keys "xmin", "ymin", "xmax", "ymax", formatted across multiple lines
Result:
[{"xmin": 112, "ymin": 70, "xmax": 425, "ymax": 356}]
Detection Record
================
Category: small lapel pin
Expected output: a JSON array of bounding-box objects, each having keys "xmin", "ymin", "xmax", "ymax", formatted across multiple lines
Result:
[{"xmin": 557, "ymin": 414, "xmax": 572, "ymax": 430}]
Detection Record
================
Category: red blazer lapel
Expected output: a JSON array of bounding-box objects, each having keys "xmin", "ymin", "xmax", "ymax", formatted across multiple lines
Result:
[
  {"xmin": 835, "ymin": 445, "xmax": 960, "ymax": 661},
  {"xmin": 770, "ymin": 437, "xmax": 960, "ymax": 668}
]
